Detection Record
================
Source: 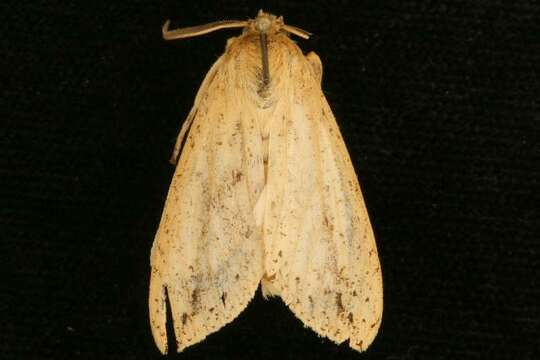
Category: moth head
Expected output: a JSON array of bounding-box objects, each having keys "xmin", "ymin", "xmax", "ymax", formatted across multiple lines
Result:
[
  {"xmin": 251, "ymin": 10, "xmax": 283, "ymax": 35},
  {"xmin": 250, "ymin": 10, "xmax": 309, "ymax": 39},
  {"xmin": 162, "ymin": 10, "xmax": 310, "ymax": 41}
]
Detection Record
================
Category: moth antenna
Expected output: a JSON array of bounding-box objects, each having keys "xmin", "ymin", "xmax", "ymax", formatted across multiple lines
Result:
[
  {"xmin": 283, "ymin": 24, "xmax": 312, "ymax": 39},
  {"xmin": 162, "ymin": 19, "xmax": 248, "ymax": 40}
]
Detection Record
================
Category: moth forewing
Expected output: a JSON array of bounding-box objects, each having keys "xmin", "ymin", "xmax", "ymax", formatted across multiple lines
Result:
[{"xmin": 150, "ymin": 10, "xmax": 382, "ymax": 354}]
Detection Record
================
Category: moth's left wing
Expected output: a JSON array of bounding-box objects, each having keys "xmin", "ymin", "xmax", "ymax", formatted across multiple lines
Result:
[
  {"xmin": 262, "ymin": 51, "xmax": 383, "ymax": 352},
  {"xmin": 149, "ymin": 54, "xmax": 265, "ymax": 353}
]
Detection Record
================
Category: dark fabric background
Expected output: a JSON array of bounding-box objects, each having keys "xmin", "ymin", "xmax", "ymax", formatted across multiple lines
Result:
[{"xmin": 3, "ymin": 0, "xmax": 539, "ymax": 359}]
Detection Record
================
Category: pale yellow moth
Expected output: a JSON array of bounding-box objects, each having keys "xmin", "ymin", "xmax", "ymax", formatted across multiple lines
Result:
[{"xmin": 149, "ymin": 10, "xmax": 383, "ymax": 354}]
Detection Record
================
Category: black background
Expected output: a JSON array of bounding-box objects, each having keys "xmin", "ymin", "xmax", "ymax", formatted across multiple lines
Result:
[{"xmin": 3, "ymin": 0, "xmax": 539, "ymax": 359}]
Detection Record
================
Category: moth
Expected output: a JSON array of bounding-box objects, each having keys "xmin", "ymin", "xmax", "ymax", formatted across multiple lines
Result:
[{"xmin": 149, "ymin": 10, "xmax": 382, "ymax": 354}]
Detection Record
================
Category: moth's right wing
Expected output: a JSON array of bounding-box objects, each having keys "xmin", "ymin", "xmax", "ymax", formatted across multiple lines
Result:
[
  {"xmin": 149, "ymin": 55, "xmax": 265, "ymax": 353},
  {"xmin": 262, "ymin": 50, "xmax": 383, "ymax": 352}
]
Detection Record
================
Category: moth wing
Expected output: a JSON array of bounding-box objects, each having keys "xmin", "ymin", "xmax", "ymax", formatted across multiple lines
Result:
[
  {"xmin": 263, "ymin": 52, "xmax": 383, "ymax": 351},
  {"xmin": 149, "ymin": 55, "xmax": 265, "ymax": 353}
]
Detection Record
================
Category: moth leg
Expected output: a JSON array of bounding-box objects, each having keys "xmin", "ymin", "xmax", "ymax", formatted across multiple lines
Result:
[
  {"xmin": 170, "ymin": 110, "xmax": 196, "ymax": 165},
  {"xmin": 168, "ymin": 56, "xmax": 225, "ymax": 165}
]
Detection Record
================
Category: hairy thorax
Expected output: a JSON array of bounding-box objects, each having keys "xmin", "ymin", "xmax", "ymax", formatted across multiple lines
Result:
[{"xmin": 221, "ymin": 32, "xmax": 308, "ymax": 179}]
